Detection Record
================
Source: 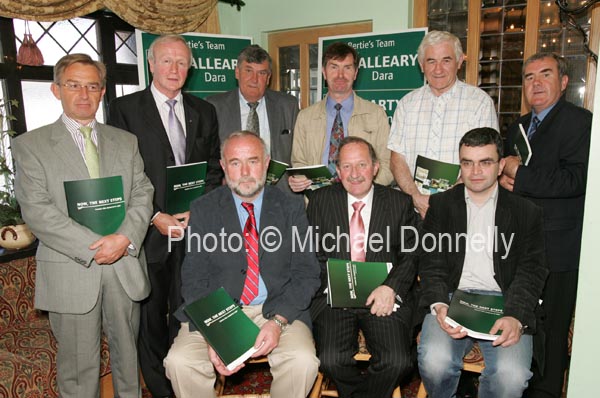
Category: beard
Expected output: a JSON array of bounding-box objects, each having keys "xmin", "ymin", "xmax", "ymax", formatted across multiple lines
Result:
[{"xmin": 225, "ymin": 172, "xmax": 267, "ymax": 199}]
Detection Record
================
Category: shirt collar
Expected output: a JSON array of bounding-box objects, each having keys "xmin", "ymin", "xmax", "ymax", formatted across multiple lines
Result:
[
  {"xmin": 531, "ymin": 101, "xmax": 557, "ymax": 123},
  {"xmin": 347, "ymin": 185, "xmax": 375, "ymax": 209},
  {"xmin": 464, "ymin": 182, "xmax": 499, "ymax": 208},
  {"xmin": 61, "ymin": 113, "xmax": 97, "ymax": 131},
  {"xmin": 326, "ymin": 92, "xmax": 354, "ymax": 113},
  {"xmin": 150, "ymin": 82, "xmax": 183, "ymax": 105}
]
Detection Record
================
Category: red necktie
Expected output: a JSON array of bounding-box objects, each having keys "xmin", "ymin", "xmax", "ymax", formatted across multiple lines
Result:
[
  {"xmin": 241, "ymin": 202, "xmax": 260, "ymax": 305},
  {"xmin": 350, "ymin": 201, "xmax": 366, "ymax": 262}
]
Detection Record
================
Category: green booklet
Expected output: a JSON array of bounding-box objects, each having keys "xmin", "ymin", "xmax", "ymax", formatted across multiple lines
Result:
[
  {"xmin": 183, "ymin": 287, "xmax": 261, "ymax": 371},
  {"xmin": 414, "ymin": 155, "xmax": 460, "ymax": 195},
  {"xmin": 326, "ymin": 258, "xmax": 392, "ymax": 308},
  {"xmin": 266, "ymin": 159, "xmax": 289, "ymax": 185},
  {"xmin": 286, "ymin": 164, "xmax": 333, "ymax": 190},
  {"xmin": 514, "ymin": 124, "xmax": 532, "ymax": 166},
  {"xmin": 64, "ymin": 176, "xmax": 125, "ymax": 236},
  {"xmin": 166, "ymin": 161, "xmax": 207, "ymax": 214},
  {"xmin": 445, "ymin": 289, "xmax": 505, "ymax": 341}
]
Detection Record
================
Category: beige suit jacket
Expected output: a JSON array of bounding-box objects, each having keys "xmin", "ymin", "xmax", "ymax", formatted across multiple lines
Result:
[
  {"xmin": 13, "ymin": 119, "xmax": 154, "ymax": 314},
  {"xmin": 291, "ymin": 92, "xmax": 393, "ymax": 185}
]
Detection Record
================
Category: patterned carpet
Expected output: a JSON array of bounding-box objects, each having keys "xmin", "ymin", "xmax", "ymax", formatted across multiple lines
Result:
[{"xmin": 142, "ymin": 364, "xmax": 423, "ymax": 397}]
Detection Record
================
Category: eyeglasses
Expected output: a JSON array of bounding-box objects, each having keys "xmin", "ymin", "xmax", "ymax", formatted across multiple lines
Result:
[
  {"xmin": 60, "ymin": 82, "xmax": 103, "ymax": 92},
  {"xmin": 460, "ymin": 159, "xmax": 498, "ymax": 169}
]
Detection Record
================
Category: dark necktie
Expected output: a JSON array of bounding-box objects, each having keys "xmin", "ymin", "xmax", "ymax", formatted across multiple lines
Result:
[
  {"xmin": 328, "ymin": 103, "xmax": 344, "ymax": 176},
  {"xmin": 241, "ymin": 202, "xmax": 260, "ymax": 305},
  {"xmin": 350, "ymin": 201, "xmax": 366, "ymax": 262},
  {"xmin": 528, "ymin": 116, "xmax": 540, "ymax": 140},
  {"xmin": 166, "ymin": 99, "xmax": 186, "ymax": 165},
  {"xmin": 79, "ymin": 126, "xmax": 99, "ymax": 178},
  {"xmin": 246, "ymin": 102, "xmax": 260, "ymax": 134}
]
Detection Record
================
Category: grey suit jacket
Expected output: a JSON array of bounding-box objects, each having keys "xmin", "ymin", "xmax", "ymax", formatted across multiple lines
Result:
[
  {"xmin": 206, "ymin": 88, "xmax": 299, "ymax": 164},
  {"xmin": 176, "ymin": 185, "xmax": 321, "ymax": 328},
  {"xmin": 12, "ymin": 119, "xmax": 154, "ymax": 314}
]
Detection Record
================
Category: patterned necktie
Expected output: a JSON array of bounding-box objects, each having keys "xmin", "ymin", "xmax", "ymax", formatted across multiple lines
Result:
[
  {"xmin": 328, "ymin": 103, "xmax": 344, "ymax": 176},
  {"xmin": 246, "ymin": 102, "xmax": 260, "ymax": 134},
  {"xmin": 166, "ymin": 99, "xmax": 186, "ymax": 165},
  {"xmin": 79, "ymin": 126, "xmax": 99, "ymax": 178},
  {"xmin": 241, "ymin": 202, "xmax": 260, "ymax": 305},
  {"xmin": 528, "ymin": 116, "xmax": 540, "ymax": 140},
  {"xmin": 350, "ymin": 201, "xmax": 366, "ymax": 262}
]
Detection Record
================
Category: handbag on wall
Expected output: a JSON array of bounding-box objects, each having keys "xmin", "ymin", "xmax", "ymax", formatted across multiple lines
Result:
[{"xmin": 17, "ymin": 21, "xmax": 44, "ymax": 66}]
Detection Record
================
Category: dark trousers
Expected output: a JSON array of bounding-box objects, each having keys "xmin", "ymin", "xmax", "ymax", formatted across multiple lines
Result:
[
  {"xmin": 525, "ymin": 270, "xmax": 578, "ymax": 398},
  {"xmin": 138, "ymin": 242, "xmax": 185, "ymax": 397},
  {"xmin": 313, "ymin": 302, "xmax": 413, "ymax": 398}
]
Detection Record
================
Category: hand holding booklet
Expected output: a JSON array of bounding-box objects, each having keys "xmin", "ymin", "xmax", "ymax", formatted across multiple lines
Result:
[
  {"xmin": 183, "ymin": 287, "xmax": 261, "ymax": 371},
  {"xmin": 326, "ymin": 258, "xmax": 392, "ymax": 308},
  {"xmin": 286, "ymin": 164, "xmax": 333, "ymax": 190},
  {"xmin": 444, "ymin": 289, "xmax": 504, "ymax": 341}
]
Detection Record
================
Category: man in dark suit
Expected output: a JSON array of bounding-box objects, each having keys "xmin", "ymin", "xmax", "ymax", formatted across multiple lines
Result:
[
  {"xmin": 501, "ymin": 53, "xmax": 592, "ymax": 398},
  {"xmin": 306, "ymin": 136, "xmax": 419, "ymax": 398},
  {"xmin": 419, "ymin": 128, "xmax": 547, "ymax": 398},
  {"xmin": 107, "ymin": 34, "xmax": 222, "ymax": 398},
  {"xmin": 164, "ymin": 131, "xmax": 321, "ymax": 398},
  {"xmin": 206, "ymin": 44, "xmax": 298, "ymax": 190},
  {"xmin": 13, "ymin": 54, "xmax": 154, "ymax": 397}
]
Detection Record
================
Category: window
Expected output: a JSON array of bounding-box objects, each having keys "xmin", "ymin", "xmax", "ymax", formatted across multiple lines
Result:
[{"xmin": 0, "ymin": 12, "xmax": 140, "ymax": 134}]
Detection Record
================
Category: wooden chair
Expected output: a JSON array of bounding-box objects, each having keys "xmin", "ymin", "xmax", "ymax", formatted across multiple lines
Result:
[
  {"xmin": 309, "ymin": 330, "xmax": 402, "ymax": 398},
  {"xmin": 416, "ymin": 342, "xmax": 485, "ymax": 398}
]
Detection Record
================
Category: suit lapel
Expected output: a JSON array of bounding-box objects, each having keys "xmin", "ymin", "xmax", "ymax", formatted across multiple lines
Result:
[
  {"xmin": 494, "ymin": 188, "xmax": 512, "ymax": 266},
  {"xmin": 140, "ymin": 89, "xmax": 173, "ymax": 153},
  {"xmin": 49, "ymin": 121, "xmax": 89, "ymax": 180},
  {"xmin": 97, "ymin": 125, "xmax": 119, "ymax": 177},
  {"xmin": 450, "ymin": 186, "xmax": 467, "ymax": 268},
  {"xmin": 182, "ymin": 94, "xmax": 200, "ymax": 163},
  {"xmin": 258, "ymin": 187, "xmax": 283, "ymax": 260},
  {"xmin": 367, "ymin": 185, "xmax": 386, "ymax": 261}
]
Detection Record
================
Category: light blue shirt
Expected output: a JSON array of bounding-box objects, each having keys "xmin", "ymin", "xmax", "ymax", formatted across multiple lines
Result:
[
  {"xmin": 322, "ymin": 94, "xmax": 354, "ymax": 165},
  {"xmin": 528, "ymin": 102, "xmax": 556, "ymax": 136},
  {"xmin": 232, "ymin": 190, "xmax": 267, "ymax": 305}
]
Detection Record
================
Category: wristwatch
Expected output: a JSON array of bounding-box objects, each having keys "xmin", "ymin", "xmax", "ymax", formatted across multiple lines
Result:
[{"xmin": 271, "ymin": 316, "xmax": 288, "ymax": 331}]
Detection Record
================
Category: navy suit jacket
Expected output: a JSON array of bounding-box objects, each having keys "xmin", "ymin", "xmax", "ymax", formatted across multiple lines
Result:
[
  {"xmin": 306, "ymin": 183, "xmax": 420, "ymax": 320},
  {"xmin": 108, "ymin": 87, "xmax": 223, "ymax": 263},
  {"xmin": 419, "ymin": 184, "xmax": 548, "ymax": 332},
  {"xmin": 505, "ymin": 96, "xmax": 592, "ymax": 272},
  {"xmin": 176, "ymin": 185, "xmax": 321, "ymax": 329}
]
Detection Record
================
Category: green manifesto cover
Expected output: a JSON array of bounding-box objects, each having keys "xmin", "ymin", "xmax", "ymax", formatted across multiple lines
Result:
[
  {"xmin": 446, "ymin": 290, "xmax": 505, "ymax": 340},
  {"xmin": 414, "ymin": 155, "xmax": 460, "ymax": 195},
  {"xmin": 266, "ymin": 159, "xmax": 289, "ymax": 185},
  {"xmin": 326, "ymin": 259, "xmax": 391, "ymax": 308},
  {"xmin": 184, "ymin": 287, "xmax": 260, "ymax": 370},
  {"xmin": 286, "ymin": 164, "xmax": 333, "ymax": 190},
  {"xmin": 64, "ymin": 175, "xmax": 125, "ymax": 236},
  {"xmin": 166, "ymin": 161, "xmax": 207, "ymax": 214}
]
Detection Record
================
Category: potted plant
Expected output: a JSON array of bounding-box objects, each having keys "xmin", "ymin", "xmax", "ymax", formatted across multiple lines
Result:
[{"xmin": 0, "ymin": 98, "xmax": 35, "ymax": 250}]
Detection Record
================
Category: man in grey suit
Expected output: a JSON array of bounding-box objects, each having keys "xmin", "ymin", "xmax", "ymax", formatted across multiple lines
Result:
[
  {"xmin": 164, "ymin": 131, "xmax": 321, "ymax": 398},
  {"xmin": 13, "ymin": 54, "xmax": 154, "ymax": 397},
  {"xmin": 206, "ymin": 45, "xmax": 299, "ymax": 189}
]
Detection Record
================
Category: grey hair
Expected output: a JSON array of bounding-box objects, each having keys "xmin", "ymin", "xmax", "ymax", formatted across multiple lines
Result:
[{"xmin": 417, "ymin": 30, "xmax": 463, "ymax": 65}]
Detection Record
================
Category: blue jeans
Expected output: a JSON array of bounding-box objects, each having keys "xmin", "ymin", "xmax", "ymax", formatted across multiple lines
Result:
[{"xmin": 418, "ymin": 313, "xmax": 533, "ymax": 398}]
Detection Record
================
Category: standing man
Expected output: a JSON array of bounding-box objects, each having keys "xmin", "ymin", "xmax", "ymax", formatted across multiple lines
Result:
[
  {"xmin": 164, "ymin": 131, "xmax": 321, "ymax": 398},
  {"xmin": 306, "ymin": 136, "xmax": 419, "ymax": 398},
  {"xmin": 290, "ymin": 42, "xmax": 393, "ymax": 192},
  {"xmin": 206, "ymin": 44, "xmax": 299, "ymax": 184},
  {"xmin": 418, "ymin": 128, "xmax": 547, "ymax": 398},
  {"xmin": 501, "ymin": 53, "xmax": 592, "ymax": 398},
  {"xmin": 388, "ymin": 30, "xmax": 498, "ymax": 218},
  {"xmin": 13, "ymin": 54, "xmax": 154, "ymax": 397},
  {"xmin": 108, "ymin": 34, "xmax": 222, "ymax": 398}
]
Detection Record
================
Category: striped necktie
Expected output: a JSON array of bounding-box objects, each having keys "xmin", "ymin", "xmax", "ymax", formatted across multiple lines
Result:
[
  {"xmin": 79, "ymin": 126, "xmax": 99, "ymax": 178},
  {"xmin": 240, "ymin": 202, "xmax": 260, "ymax": 305},
  {"xmin": 528, "ymin": 116, "xmax": 540, "ymax": 140}
]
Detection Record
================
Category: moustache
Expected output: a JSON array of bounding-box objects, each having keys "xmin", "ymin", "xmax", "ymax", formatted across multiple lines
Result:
[{"xmin": 346, "ymin": 176, "xmax": 365, "ymax": 183}]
